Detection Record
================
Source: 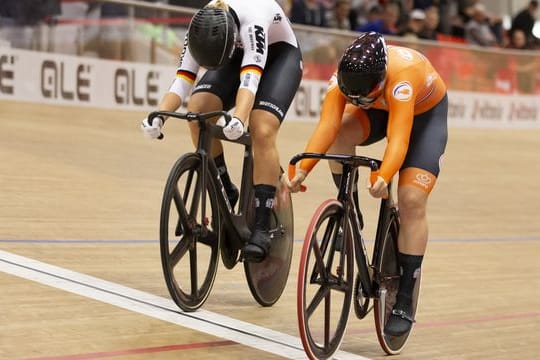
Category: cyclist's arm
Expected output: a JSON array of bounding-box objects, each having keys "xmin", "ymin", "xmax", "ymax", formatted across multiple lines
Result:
[
  {"xmin": 379, "ymin": 78, "xmax": 418, "ymax": 183},
  {"xmin": 299, "ymin": 86, "xmax": 347, "ymax": 174},
  {"xmin": 158, "ymin": 92, "xmax": 183, "ymax": 113},
  {"xmin": 234, "ymin": 20, "xmax": 269, "ymax": 124},
  {"xmin": 234, "ymin": 81, "xmax": 258, "ymax": 123},
  {"xmin": 162, "ymin": 34, "xmax": 198, "ymax": 115}
]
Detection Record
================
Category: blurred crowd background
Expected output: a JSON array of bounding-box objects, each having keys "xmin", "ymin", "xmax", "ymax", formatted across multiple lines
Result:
[
  {"xmin": 0, "ymin": 0, "xmax": 538, "ymax": 52},
  {"xmin": 0, "ymin": 0, "xmax": 538, "ymax": 94}
]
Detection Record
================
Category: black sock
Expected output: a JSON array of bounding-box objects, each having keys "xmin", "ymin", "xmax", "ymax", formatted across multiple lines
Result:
[
  {"xmin": 396, "ymin": 252, "xmax": 423, "ymax": 311},
  {"xmin": 214, "ymin": 153, "xmax": 235, "ymax": 192},
  {"xmin": 253, "ymin": 184, "xmax": 276, "ymax": 231}
]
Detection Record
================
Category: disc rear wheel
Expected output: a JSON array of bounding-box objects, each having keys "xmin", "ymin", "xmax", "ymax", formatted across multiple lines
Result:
[
  {"xmin": 245, "ymin": 176, "xmax": 294, "ymax": 307},
  {"xmin": 373, "ymin": 211, "xmax": 420, "ymax": 354}
]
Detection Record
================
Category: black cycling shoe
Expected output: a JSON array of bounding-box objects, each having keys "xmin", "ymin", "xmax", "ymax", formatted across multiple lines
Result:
[
  {"xmin": 226, "ymin": 185, "xmax": 239, "ymax": 210},
  {"xmin": 384, "ymin": 303, "xmax": 415, "ymax": 337},
  {"xmin": 242, "ymin": 229, "xmax": 272, "ymax": 263}
]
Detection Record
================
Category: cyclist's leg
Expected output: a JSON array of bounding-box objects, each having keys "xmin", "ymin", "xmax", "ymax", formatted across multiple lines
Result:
[
  {"xmin": 188, "ymin": 56, "xmax": 242, "ymax": 207},
  {"xmin": 242, "ymin": 42, "xmax": 302, "ymax": 262},
  {"xmin": 242, "ymin": 109, "xmax": 281, "ymax": 260},
  {"xmin": 384, "ymin": 94, "xmax": 448, "ymax": 336}
]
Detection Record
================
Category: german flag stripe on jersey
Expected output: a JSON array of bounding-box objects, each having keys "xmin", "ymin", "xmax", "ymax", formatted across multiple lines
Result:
[
  {"xmin": 240, "ymin": 65, "xmax": 263, "ymax": 77},
  {"xmin": 176, "ymin": 70, "xmax": 196, "ymax": 84}
]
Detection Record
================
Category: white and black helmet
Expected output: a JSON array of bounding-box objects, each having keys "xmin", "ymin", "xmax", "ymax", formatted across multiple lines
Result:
[{"xmin": 187, "ymin": 6, "xmax": 238, "ymax": 70}]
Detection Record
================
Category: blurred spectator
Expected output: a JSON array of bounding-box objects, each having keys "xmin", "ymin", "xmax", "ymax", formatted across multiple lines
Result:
[
  {"xmin": 436, "ymin": 0, "xmax": 454, "ymax": 35},
  {"xmin": 276, "ymin": 0, "xmax": 292, "ymax": 16},
  {"xmin": 356, "ymin": 2, "xmax": 400, "ymax": 35},
  {"xmin": 0, "ymin": 0, "xmax": 60, "ymax": 50},
  {"xmin": 93, "ymin": 3, "xmax": 131, "ymax": 60},
  {"xmin": 505, "ymin": 28, "xmax": 537, "ymax": 93},
  {"xmin": 354, "ymin": 3, "xmax": 384, "ymax": 30},
  {"xmin": 399, "ymin": 8, "xmax": 426, "ymax": 40},
  {"xmin": 464, "ymin": 3, "xmax": 498, "ymax": 46},
  {"xmin": 170, "ymin": 0, "xmax": 207, "ymax": 8},
  {"xmin": 506, "ymin": 28, "xmax": 532, "ymax": 50},
  {"xmin": 419, "ymin": 5, "xmax": 440, "ymax": 40},
  {"xmin": 412, "ymin": 0, "xmax": 436, "ymax": 10},
  {"xmin": 290, "ymin": 0, "xmax": 328, "ymax": 27},
  {"xmin": 327, "ymin": 0, "xmax": 353, "ymax": 30},
  {"xmin": 510, "ymin": 0, "xmax": 538, "ymax": 45}
]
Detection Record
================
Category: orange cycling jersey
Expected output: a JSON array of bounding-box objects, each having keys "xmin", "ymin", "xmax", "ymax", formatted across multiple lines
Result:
[{"xmin": 299, "ymin": 45, "xmax": 447, "ymax": 183}]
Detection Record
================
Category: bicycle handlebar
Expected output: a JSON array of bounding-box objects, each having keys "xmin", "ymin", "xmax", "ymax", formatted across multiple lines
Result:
[
  {"xmin": 288, "ymin": 152, "xmax": 381, "ymax": 192},
  {"xmin": 147, "ymin": 110, "xmax": 245, "ymax": 141},
  {"xmin": 148, "ymin": 110, "xmax": 232, "ymax": 123}
]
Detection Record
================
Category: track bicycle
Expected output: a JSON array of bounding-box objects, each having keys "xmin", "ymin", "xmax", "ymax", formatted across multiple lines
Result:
[
  {"xmin": 288, "ymin": 152, "xmax": 420, "ymax": 359},
  {"xmin": 147, "ymin": 110, "xmax": 294, "ymax": 312}
]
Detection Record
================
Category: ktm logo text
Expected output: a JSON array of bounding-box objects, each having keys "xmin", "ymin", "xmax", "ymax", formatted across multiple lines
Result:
[{"xmin": 254, "ymin": 25, "xmax": 265, "ymax": 55}]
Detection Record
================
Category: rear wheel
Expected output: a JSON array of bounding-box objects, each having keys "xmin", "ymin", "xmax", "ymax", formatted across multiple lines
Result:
[
  {"xmin": 160, "ymin": 153, "xmax": 221, "ymax": 312},
  {"xmin": 245, "ymin": 176, "xmax": 294, "ymax": 307},
  {"xmin": 373, "ymin": 211, "xmax": 420, "ymax": 354},
  {"xmin": 297, "ymin": 199, "xmax": 354, "ymax": 360}
]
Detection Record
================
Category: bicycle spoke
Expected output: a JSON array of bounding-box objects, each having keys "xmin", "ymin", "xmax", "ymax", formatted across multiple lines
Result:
[
  {"xmin": 310, "ymin": 237, "xmax": 328, "ymax": 282},
  {"xmin": 306, "ymin": 283, "xmax": 330, "ymax": 317},
  {"xmin": 190, "ymin": 244, "xmax": 198, "ymax": 298},
  {"xmin": 325, "ymin": 291, "xmax": 331, "ymax": 348},
  {"xmin": 173, "ymin": 186, "xmax": 190, "ymax": 232},
  {"xmin": 169, "ymin": 236, "xmax": 191, "ymax": 267}
]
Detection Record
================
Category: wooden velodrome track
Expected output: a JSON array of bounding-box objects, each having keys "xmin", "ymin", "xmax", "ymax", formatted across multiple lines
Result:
[{"xmin": 1, "ymin": 99, "xmax": 539, "ymax": 360}]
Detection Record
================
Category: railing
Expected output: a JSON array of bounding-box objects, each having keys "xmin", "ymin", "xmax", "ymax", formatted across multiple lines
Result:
[{"xmin": 0, "ymin": 0, "xmax": 538, "ymax": 95}]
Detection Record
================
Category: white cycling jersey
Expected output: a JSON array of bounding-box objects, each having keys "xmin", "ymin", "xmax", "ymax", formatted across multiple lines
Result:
[{"xmin": 169, "ymin": 0, "xmax": 298, "ymax": 100}]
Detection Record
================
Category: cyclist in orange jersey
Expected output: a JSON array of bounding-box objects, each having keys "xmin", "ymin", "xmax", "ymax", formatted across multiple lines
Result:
[{"xmin": 285, "ymin": 32, "xmax": 448, "ymax": 336}]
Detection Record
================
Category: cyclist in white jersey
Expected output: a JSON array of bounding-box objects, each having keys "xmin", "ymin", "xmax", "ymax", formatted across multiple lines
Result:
[{"xmin": 141, "ymin": 0, "xmax": 303, "ymax": 263}]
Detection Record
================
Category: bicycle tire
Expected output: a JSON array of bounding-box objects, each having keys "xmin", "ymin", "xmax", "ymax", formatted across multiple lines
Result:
[
  {"xmin": 244, "ymin": 176, "xmax": 294, "ymax": 307},
  {"xmin": 160, "ymin": 153, "xmax": 221, "ymax": 312},
  {"xmin": 297, "ymin": 199, "xmax": 354, "ymax": 360},
  {"xmin": 373, "ymin": 210, "xmax": 420, "ymax": 354}
]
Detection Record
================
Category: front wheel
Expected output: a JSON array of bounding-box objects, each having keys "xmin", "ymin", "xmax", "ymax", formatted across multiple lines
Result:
[
  {"xmin": 160, "ymin": 153, "xmax": 221, "ymax": 312},
  {"xmin": 373, "ymin": 210, "xmax": 420, "ymax": 354},
  {"xmin": 297, "ymin": 199, "xmax": 354, "ymax": 360}
]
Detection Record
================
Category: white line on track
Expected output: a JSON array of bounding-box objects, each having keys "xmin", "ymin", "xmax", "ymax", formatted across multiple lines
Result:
[{"xmin": 0, "ymin": 250, "xmax": 370, "ymax": 360}]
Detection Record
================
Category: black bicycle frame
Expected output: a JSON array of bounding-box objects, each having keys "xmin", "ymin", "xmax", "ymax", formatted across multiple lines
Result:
[
  {"xmin": 289, "ymin": 152, "xmax": 394, "ymax": 299},
  {"xmin": 149, "ymin": 110, "xmax": 254, "ymax": 246}
]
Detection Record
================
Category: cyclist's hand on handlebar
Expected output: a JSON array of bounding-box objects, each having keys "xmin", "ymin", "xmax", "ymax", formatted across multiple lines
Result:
[
  {"xmin": 283, "ymin": 168, "xmax": 307, "ymax": 193},
  {"xmin": 141, "ymin": 116, "xmax": 164, "ymax": 140},
  {"xmin": 223, "ymin": 116, "xmax": 244, "ymax": 140},
  {"xmin": 368, "ymin": 175, "xmax": 388, "ymax": 199}
]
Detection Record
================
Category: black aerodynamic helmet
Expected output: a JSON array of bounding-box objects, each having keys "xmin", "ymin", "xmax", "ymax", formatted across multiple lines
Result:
[
  {"xmin": 337, "ymin": 32, "xmax": 388, "ymax": 106},
  {"xmin": 187, "ymin": 5, "xmax": 238, "ymax": 70}
]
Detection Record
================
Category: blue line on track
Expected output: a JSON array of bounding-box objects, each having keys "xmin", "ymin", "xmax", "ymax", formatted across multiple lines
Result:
[{"xmin": 1, "ymin": 236, "xmax": 540, "ymax": 244}]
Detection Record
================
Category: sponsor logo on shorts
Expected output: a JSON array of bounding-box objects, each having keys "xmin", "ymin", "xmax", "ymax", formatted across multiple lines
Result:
[
  {"xmin": 194, "ymin": 83, "xmax": 212, "ymax": 91},
  {"xmin": 413, "ymin": 173, "xmax": 432, "ymax": 189},
  {"xmin": 258, "ymin": 100, "xmax": 284, "ymax": 118},
  {"xmin": 392, "ymin": 81, "xmax": 413, "ymax": 101}
]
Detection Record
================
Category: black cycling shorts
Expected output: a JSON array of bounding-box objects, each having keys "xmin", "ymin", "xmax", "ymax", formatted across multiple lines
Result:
[
  {"xmin": 361, "ymin": 94, "xmax": 449, "ymax": 177},
  {"xmin": 191, "ymin": 42, "xmax": 303, "ymax": 122}
]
